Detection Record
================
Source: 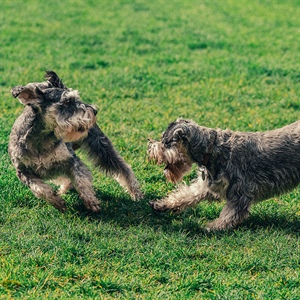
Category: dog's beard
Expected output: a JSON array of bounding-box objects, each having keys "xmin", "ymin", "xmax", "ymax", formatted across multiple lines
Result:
[
  {"xmin": 148, "ymin": 140, "xmax": 193, "ymax": 183},
  {"xmin": 55, "ymin": 129, "xmax": 89, "ymax": 143},
  {"xmin": 51, "ymin": 108, "xmax": 96, "ymax": 142},
  {"xmin": 163, "ymin": 160, "xmax": 192, "ymax": 183}
]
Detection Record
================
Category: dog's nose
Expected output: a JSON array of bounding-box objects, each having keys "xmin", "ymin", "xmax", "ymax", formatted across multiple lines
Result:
[
  {"xmin": 88, "ymin": 105, "xmax": 98, "ymax": 116},
  {"xmin": 92, "ymin": 107, "xmax": 98, "ymax": 116}
]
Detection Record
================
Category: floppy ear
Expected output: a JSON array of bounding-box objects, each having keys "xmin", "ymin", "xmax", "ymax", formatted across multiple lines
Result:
[
  {"xmin": 44, "ymin": 70, "xmax": 66, "ymax": 88},
  {"xmin": 172, "ymin": 124, "xmax": 191, "ymax": 143},
  {"xmin": 11, "ymin": 86, "xmax": 44, "ymax": 105},
  {"xmin": 173, "ymin": 128, "xmax": 185, "ymax": 140}
]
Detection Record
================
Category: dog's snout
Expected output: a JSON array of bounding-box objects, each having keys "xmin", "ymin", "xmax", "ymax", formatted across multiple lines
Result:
[
  {"xmin": 92, "ymin": 107, "xmax": 98, "ymax": 116},
  {"xmin": 86, "ymin": 105, "xmax": 97, "ymax": 116}
]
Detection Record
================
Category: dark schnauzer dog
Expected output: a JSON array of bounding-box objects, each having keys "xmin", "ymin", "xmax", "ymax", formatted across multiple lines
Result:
[
  {"xmin": 9, "ymin": 71, "xmax": 142, "ymax": 212},
  {"xmin": 148, "ymin": 118, "xmax": 300, "ymax": 230}
]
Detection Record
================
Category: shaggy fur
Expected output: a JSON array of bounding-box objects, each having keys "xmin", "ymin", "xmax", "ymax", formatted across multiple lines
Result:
[
  {"xmin": 9, "ymin": 71, "xmax": 142, "ymax": 212},
  {"xmin": 148, "ymin": 118, "xmax": 300, "ymax": 230}
]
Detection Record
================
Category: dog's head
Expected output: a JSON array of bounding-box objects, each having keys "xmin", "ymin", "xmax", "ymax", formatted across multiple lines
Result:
[
  {"xmin": 11, "ymin": 72, "xmax": 97, "ymax": 142},
  {"xmin": 147, "ymin": 119, "xmax": 196, "ymax": 183},
  {"xmin": 148, "ymin": 118, "xmax": 216, "ymax": 183}
]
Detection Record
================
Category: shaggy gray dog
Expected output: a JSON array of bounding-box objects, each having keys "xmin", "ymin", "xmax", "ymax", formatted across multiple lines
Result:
[
  {"xmin": 148, "ymin": 118, "xmax": 300, "ymax": 230},
  {"xmin": 9, "ymin": 71, "xmax": 142, "ymax": 212}
]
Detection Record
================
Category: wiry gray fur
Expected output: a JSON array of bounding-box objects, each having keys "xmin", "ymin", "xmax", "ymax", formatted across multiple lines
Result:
[
  {"xmin": 148, "ymin": 118, "xmax": 300, "ymax": 230},
  {"xmin": 9, "ymin": 71, "xmax": 142, "ymax": 212}
]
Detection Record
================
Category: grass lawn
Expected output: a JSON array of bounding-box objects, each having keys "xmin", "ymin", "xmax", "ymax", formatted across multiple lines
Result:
[{"xmin": 0, "ymin": 0, "xmax": 300, "ymax": 298}]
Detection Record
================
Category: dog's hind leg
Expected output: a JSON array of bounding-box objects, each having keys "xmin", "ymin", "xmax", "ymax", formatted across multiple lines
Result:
[
  {"xmin": 150, "ymin": 178, "xmax": 219, "ymax": 212},
  {"xmin": 17, "ymin": 170, "xmax": 67, "ymax": 212},
  {"xmin": 77, "ymin": 124, "xmax": 143, "ymax": 200}
]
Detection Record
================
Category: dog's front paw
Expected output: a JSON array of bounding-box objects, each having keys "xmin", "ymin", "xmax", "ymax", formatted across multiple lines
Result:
[
  {"xmin": 84, "ymin": 199, "xmax": 101, "ymax": 213},
  {"xmin": 52, "ymin": 196, "xmax": 67, "ymax": 212},
  {"xmin": 149, "ymin": 200, "xmax": 170, "ymax": 212},
  {"xmin": 131, "ymin": 189, "xmax": 144, "ymax": 201}
]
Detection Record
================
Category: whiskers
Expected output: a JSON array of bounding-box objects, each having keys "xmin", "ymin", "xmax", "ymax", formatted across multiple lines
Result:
[
  {"xmin": 55, "ymin": 106, "xmax": 96, "ymax": 142},
  {"xmin": 147, "ymin": 139, "xmax": 193, "ymax": 183}
]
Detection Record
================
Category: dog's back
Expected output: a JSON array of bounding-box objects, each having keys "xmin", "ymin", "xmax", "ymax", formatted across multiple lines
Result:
[{"xmin": 214, "ymin": 120, "xmax": 300, "ymax": 201}]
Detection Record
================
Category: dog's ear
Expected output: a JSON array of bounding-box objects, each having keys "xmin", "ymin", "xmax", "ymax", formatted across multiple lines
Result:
[
  {"xmin": 12, "ymin": 86, "xmax": 44, "ymax": 105},
  {"xmin": 162, "ymin": 126, "xmax": 187, "ymax": 147},
  {"xmin": 173, "ymin": 128, "xmax": 185, "ymax": 141},
  {"xmin": 11, "ymin": 86, "xmax": 26, "ymax": 99},
  {"xmin": 44, "ymin": 71, "xmax": 66, "ymax": 89}
]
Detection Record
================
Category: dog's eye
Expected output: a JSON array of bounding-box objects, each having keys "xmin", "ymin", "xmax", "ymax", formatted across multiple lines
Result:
[
  {"xmin": 163, "ymin": 140, "xmax": 174, "ymax": 148},
  {"xmin": 170, "ymin": 137, "xmax": 178, "ymax": 143},
  {"xmin": 76, "ymin": 102, "xmax": 86, "ymax": 109}
]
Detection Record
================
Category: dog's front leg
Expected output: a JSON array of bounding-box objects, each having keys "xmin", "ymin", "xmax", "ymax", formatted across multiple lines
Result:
[
  {"xmin": 80, "ymin": 124, "xmax": 143, "ymax": 200},
  {"xmin": 17, "ymin": 169, "xmax": 67, "ymax": 212},
  {"xmin": 69, "ymin": 158, "xmax": 101, "ymax": 213},
  {"xmin": 206, "ymin": 196, "xmax": 251, "ymax": 231},
  {"xmin": 150, "ymin": 178, "xmax": 219, "ymax": 212}
]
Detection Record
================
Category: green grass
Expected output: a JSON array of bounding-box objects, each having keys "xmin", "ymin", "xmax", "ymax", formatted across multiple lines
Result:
[{"xmin": 1, "ymin": 0, "xmax": 300, "ymax": 298}]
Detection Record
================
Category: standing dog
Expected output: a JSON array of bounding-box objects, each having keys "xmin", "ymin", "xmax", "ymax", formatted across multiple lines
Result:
[
  {"xmin": 9, "ymin": 71, "xmax": 142, "ymax": 212},
  {"xmin": 148, "ymin": 118, "xmax": 300, "ymax": 230}
]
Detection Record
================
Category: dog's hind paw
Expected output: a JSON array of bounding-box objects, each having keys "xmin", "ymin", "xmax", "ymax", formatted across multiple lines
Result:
[
  {"xmin": 51, "ymin": 196, "xmax": 67, "ymax": 212},
  {"xmin": 206, "ymin": 219, "xmax": 233, "ymax": 231}
]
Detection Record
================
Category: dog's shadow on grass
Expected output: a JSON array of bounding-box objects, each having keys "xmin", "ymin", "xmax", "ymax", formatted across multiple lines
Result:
[
  {"xmin": 73, "ymin": 190, "xmax": 300, "ymax": 237},
  {"xmin": 242, "ymin": 214, "xmax": 300, "ymax": 234}
]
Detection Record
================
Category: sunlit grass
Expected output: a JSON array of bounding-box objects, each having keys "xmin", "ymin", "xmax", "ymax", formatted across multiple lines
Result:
[{"xmin": 0, "ymin": 0, "xmax": 300, "ymax": 298}]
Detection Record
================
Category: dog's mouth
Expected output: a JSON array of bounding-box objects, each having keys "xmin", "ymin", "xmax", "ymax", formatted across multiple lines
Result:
[
  {"xmin": 147, "ymin": 139, "xmax": 193, "ymax": 183},
  {"xmin": 53, "ymin": 108, "xmax": 96, "ymax": 142},
  {"xmin": 163, "ymin": 164, "xmax": 181, "ymax": 183},
  {"xmin": 55, "ymin": 128, "xmax": 89, "ymax": 143},
  {"xmin": 163, "ymin": 160, "xmax": 192, "ymax": 183}
]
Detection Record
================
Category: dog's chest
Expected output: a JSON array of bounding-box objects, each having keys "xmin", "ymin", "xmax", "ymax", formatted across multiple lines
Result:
[
  {"xmin": 208, "ymin": 174, "xmax": 229, "ymax": 199},
  {"xmin": 22, "ymin": 143, "xmax": 73, "ymax": 174}
]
